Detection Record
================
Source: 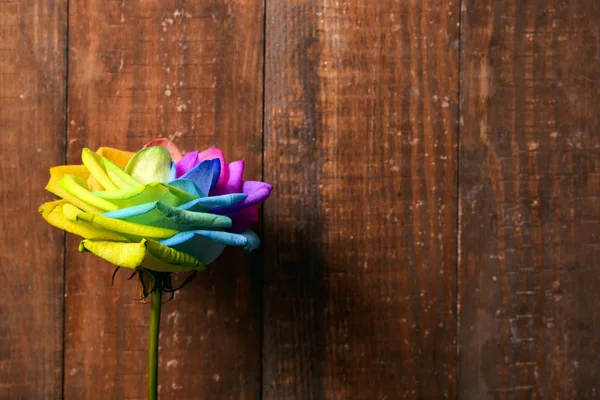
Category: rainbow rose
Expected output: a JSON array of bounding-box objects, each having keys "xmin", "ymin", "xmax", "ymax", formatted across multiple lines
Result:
[{"xmin": 39, "ymin": 138, "xmax": 272, "ymax": 278}]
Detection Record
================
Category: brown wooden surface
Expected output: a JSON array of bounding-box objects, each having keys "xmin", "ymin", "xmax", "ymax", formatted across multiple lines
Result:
[
  {"xmin": 459, "ymin": 0, "xmax": 600, "ymax": 399},
  {"xmin": 263, "ymin": 0, "xmax": 459, "ymax": 398},
  {"xmin": 0, "ymin": 0, "xmax": 66, "ymax": 398},
  {"xmin": 65, "ymin": 0, "xmax": 264, "ymax": 398},
  {"xmin": 2, "ymin": 0, "xmax": 600, "ymax": 398}
]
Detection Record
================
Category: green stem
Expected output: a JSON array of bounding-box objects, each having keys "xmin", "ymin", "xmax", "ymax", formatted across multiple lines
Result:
[{"xmin": 148, "ymin": 287, "xmax": 162, "ymax": 400}]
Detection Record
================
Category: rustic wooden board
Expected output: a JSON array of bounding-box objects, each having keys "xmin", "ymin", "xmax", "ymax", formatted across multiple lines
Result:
[
  {"xmin": 0, "ymin": 0, "xmax": 66, "ymax": 398},
  {"xmin": 263, "ymin": 0, "xmax": 459, "ymax": 398},
  {"xmin": 459, "ymin": 1, "xmax": 600, "ymax": 398},
  {"xmin": 65, "ymin": 0, "xmax": 264, "ymax": 398}
]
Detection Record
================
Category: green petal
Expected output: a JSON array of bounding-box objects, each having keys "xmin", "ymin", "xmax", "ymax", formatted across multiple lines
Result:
[
  {"xmin": 39, "ymin": 200, "xmax": 128, "ymax": 241},
  {"xmin": 79, "ymin": 238, "xmax": 204, "ymax": 272},
  {"xmin": 125, "ymin": 146, "xmax": 172, "ymax": 184},
  {"xmin": 81, "ymin": 148, "xmax": 119, "ymax": 190},
  {"xmin": 64, "ymin": 203, "xmax": 178, "ymax": 239},
  {"xmin": 112, "ymin": 202, "xmax": 232, "ymax": 231},
  {"xmin": 93, "ymin": 182, "xmax": 196, "ymax": 209},
  {"xmin": 102, "ymin": 157, "xmax": 141, "ymax": 189},
  {"xmin": 58, "ymin": 174, "xmax": 119, "ymax": 212}
]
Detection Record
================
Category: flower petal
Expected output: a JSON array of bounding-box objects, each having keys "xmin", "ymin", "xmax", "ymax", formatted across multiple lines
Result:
[
  {"xmin": 79, "ymin": 238, "xmax": 204, "ymax": 272},
  {"xmin": 178, "ymin": 193, "xmax": 248, "ymax": 212},
  {"xmin": 176, "ymin": 151, "xmax": 199, "ymax": 177},
  {"xmin": 103, "ymin": 201, "xmax": 232, "ymax": 231},
  {"xmin": 47, "ymin": 165, "xmax": 90, "ymax": 183},
  {"xmin": 143, "ymin": 138, "xmax": 184, "ymax": 162},
  {"xmin": 168, "ymin": 179, "xmax": 205, "ymax": 198},
  {"xmin": 81, "ymin": 148, "xmax": 119, "ymax": 190},
  {"xmin": 213, "ymin": 181, "xmax": 272, "ymax": 214},
  {"xmin": 197, "ymin": 148, "xmax": 229, "ymax": 189},
  {"xmin": 102, "ymin": 157, "xmax": 141, "ymax": 189},
  {"xmin": 159, "ymin": 229, "xmax": 260, "ymax": 265},
  {"xmin": 169, "ymin": 162, "xmax": 177, "ymax": 181},
  {"xmin": 175, "ymin": 158, "xmax": 220, "ymax": 196},
  {"xmin": 87, "ymin": 176, "xmax": 104, "ymax": 192},
  {"xmin": 210, "ymin": 160, "xmax": 244, "ymax": 195},
  {"xmin": 39, "ymin": 200, "xmax": 128, "ymax": 241},
  {"xmin": 96, "ymin": 147, "xmax": 135, "ymax": 167},
  {"xmin": 45, "ymin": 166, "xmax": 105, "ymax": 214},
  {"xmin": 228, "ymin": 204, "xmax": 259, "ymax": 233},
  {"xmin": 125, "ymin": 146, "xmax": 173, "ymax": 184},
  {"xmin": 93, "ymin": 182, "xmax": 196, "ymax": 209},
  {"xmin": 58, "ymin": 174, "xmax": 119, "ymax": 211},
  {"xmin": 64, "ymin": 203, "xmax": 178, "ymax": 239}
]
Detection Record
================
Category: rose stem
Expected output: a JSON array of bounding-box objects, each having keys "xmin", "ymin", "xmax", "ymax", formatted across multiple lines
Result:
[{"xmin": 148, "ymin": 286, "xmax": 162, "ymax": 400}]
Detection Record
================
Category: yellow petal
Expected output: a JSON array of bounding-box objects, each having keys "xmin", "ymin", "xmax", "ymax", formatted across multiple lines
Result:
[
  {"xmin": 45, "ymin": 165, "xmax": 105, "ymax": 214},
  {"xmin": 39, "ymin": 200, "xmax": 128, "ymax": 241},
  {"xmin": 47, "ymin": 165, "xmax": 90, "ymax": 186},
  {"xmin": 58, "ymin": 174, "xmax": 119, "ymax": 212},
  {"xmin": 79, "ymin": 238, "xmax": 204, "ymax": 272},
  {"xmin": 46, "ymin": 184, "xmax": 104, "ymax": 214},
  {"xmin": 87, "ymin": 175, "xmax": 104, "ymax": 192},
  {"xmin": 65, "ymin": 205, "xmax": 178, "ymax": 239},
  {"xmin": 102, "ymin": 157, "xmax": 141, "ymax": 189},
  {"xmin": 81, "ymin": 148, "xmax": 118, "ymax": 190},
  {"xmin": 96, "ymin": 147, "xmax": 135, "ymax": 168}
]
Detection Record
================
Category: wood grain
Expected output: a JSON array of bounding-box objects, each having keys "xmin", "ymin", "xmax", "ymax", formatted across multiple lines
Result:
[
  {"xmin": 65, "ymin": 0, "xmax": 264, "ymax": 398},
  {"xmin": 459, "ymin": 0, "xmax": 600, "ymax": 398},
  {"xmin": 263, "ymin": 0, "xmax": 459, "ymax": 398},
  {"xmin": 0, "ymin": 0, "xmax": 66, "ymax": 398}
]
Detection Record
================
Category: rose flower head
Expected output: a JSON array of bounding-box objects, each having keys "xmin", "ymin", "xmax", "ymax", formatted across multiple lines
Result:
[{"xmin": 39, "ymin": 138, "xmax": 271, "ymax": 294}]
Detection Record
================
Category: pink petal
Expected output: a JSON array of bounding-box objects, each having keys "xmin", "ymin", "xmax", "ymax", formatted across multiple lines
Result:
[
  {"xmin": 143, "ymin": 138, "xmax": 184, "ymax": 162},
  {"xmin": 211, "ymin": 160, "xmax": 244, "ymax": 195},
  {"xmin": 197, "ymin": 147, "xmax": 229, "ymax": 189},
  {"xmin": 176, "ymin": 151, "xmax": 199, "ymax": 177}
]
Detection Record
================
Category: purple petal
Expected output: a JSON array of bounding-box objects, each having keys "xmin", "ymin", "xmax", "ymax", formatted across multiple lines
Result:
[
  {"xmin": 228, "ymin": 205, "xmax": 259, "ymax": 232},
  {"xmin": 176, "ymin": 151, "xmax": 199, "ymax": 177},
  {"xmin": 210, "ymin": 160, "xmax": 244, "ymax": 195},
  {"xmin": 197, "ymin": 148, "xmax": 229, "ymax": 188},
  {"xmin": 213, "ymin": 180, "xmax": 272, "ymax": 214}
]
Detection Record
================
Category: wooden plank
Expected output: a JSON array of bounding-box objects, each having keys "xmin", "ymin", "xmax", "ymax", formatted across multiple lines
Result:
[
  {"xmin": 65, "ymin": 0, "xmax": 264, "ymax": 398},
  {"xmin": 263, "ymin": 0, "xmax": 459, "ymax": 398},
  {"xmin": 0, "ymin": 0, "xmax": 66, "ymax": 398},
  {"xmin": 459, "ymin": 1, "xmax": 600, "ymax": 398}
]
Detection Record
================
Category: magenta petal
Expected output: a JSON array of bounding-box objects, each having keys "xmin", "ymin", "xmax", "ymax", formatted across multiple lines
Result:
[
  {"xmin": 229, "ymin": 205, "xmax": 259, "ymax": 232},
  {"xmin": 211, "ymin": 160, "xmax": 244, "ymax": 195},
  {"xmin": 226, "ymin": 160, "xmax": 245, "ymax": 193},
  {"xmin": 176, "ymin": 151, "xmax": 199, "ymax": 177},
  {"xmin": 198, "ymin": 148, "xmax": 229, "ymax": 188},
  {"xmin": 143, "ymin": 138, "xmax": 184, "ymax": 162}
]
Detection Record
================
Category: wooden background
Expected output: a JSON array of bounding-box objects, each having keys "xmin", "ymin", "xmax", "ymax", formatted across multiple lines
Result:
[{"xmin": 1, "ymin": 0, "xmax": 598, "ymax": 398}]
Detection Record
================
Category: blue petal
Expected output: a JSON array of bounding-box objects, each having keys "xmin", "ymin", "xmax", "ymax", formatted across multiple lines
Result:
[
  {"xmin": 160, "ymin": 229, "xmax": 260, "ymax": 264},
  {"xmin": 172, "ymin": 159, "xmax": 220, "ymax": 196},
  {"xmin": 239, "ymin": 229, "xmax": 260, "ymax": 252},
  {"xmin": 179, "ymin": 193, "xmax": 248, "ymax": 212},
  {"xmin": 103, "ymin": 202, "xmax": 158, "ymax": 219},
  {"xmin": 169, "ymin": 162, "xmax": 177, "ymax": 181},
  {"xmin": 169, "ymin": 179, "xmax": 206, "ymax": 197}
]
